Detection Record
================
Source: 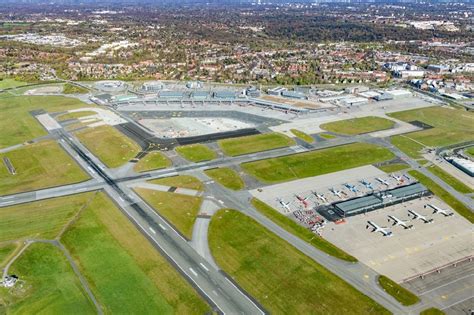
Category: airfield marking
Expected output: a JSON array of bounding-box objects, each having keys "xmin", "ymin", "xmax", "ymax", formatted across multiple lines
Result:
[
  {"xmin": 200, "ymin": 263, "xmax": 209, "ymax": 272},
  {"xmin": 419, "ymin": 273, "xmax": 474, "ymax": 296},
  {"xmin": 158, "ymin": 223, "xmax": 167, "ymax": 230},
  {"xmin": 189, "ymin": 268, "xmax": 198, "ymax": 277},
  {"xmin": 149, "ymin": 227, "xmax": 156, "ymax": 234}
]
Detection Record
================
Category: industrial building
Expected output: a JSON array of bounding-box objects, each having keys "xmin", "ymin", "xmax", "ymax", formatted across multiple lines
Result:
[
  {"xmin": 141, "ymin": 81, "xmax": 164, "ymax": 92},
  {"xmin": 246, "ymin": 86, "xmax": 261, "ymax": 97},
  {"xmin": 213, "ymin": 91, "xmax": 237, "ymax": 99},
  {"xmin": 448, "ymin": 157, "xmax": 474, "ymax": 177},
  {"xmin": 267, "ymin": 86, "xmax": 287, "ymax": 96},
  {"xmin": 334, "ymin": 183, "xmax": 430, "ymax": 217},
  {"xmin": 339, "ymin": 96, "xmax": 369, "ymax": 107},
  {"xmin": 158, "ymin": 91, "xmax": 186, "ymax": 98},
  {"xmin": 281, "ymin": 90, "xmax": 307, "ymax": 100},
  {"xmin": 383, "ymin": 89, "xmax": 412, "ymax": 99}
]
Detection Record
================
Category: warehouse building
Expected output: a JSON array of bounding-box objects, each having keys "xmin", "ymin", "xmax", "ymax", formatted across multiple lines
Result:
[
  {"xmin": 334, "ymin": 183, "xmax": 430, "ymax": 217},
  {"xmin": 141, "ymin": 81, "xmax": 164, "ymax": 93},
  {"xmin": 281, "ymin": 90, "xmax": 307, "ymax": 100},
  {"xmin": 448, "ymin": 157, "xmax": 474, "ymax": 177}
]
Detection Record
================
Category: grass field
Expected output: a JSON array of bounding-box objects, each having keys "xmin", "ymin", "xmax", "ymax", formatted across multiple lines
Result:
[
  {"xmin": 378, "ymin": 275, "xmax": 419, "ymax": 306},
  {"xmin": 76, "ymin": 125, "xmax": 141, "ymax": 168},
  {"xmin": 218, "ymin": 132, "xmax": 295, "ymax": 156},
  {"xmin": 56, "ymin": 111, "xmax": 97, "ymax": 121},
  {"xmin": 0, "ymin": 193, "xmax": 95, "ymax": 242},
  {"xmin": 176, "ymin": 144, "xmax": 217, "ymax": 162},
  {"xmin": 320, "ymin": 116, "xmax": 395, "ymax": 135},
  {"xmin": 252, "ymin": 198, "xmax": 356, "ymax": 262},
  {"xmin": 135, "ymin": 188, "xmax": 202, "ymax": 239},
  {"xmin": 0, "ymin": 95, "xmax": 93, "ymax": 148},
  {"xmin": 62, "ymin": 192, "xmax": 209, "ymax": 313},
  {"xmin": 0, "ymin": 243, "xmax": 96, "ymax": 314},
  {"xmin": 209, "ymin": 209, "xmax": 388, "ymax": 314},
  {"xmin": 242, "ymin": 143, "xmax": 395, "ymax": 183},
  {"xmin": 0, "ymin": 243, "xmax": 17, "ymax": 266},
  {"xmin": 149, "ymin": 175, "xmax": 204, "ymax": 191},
  {"xmin": 134, "ymin": 152, "xmax": 172, "ymax": 172},
  {"xmin": 427, "ymin": 165, "xmax": 473, "ymax": 194},
  {"xmin": 319, "ymin": 133, "xmax": 337, "ymax": 139},
  {"xmin": 290, "ymin": 129, "xmax": 314, "ymax": 143},
  {"xmin": 0, "ymin": 79, "xmax": 28, "ymax": 90},
  {"xmin": 377, "ymin": 163, "xmax": 411, "ymax": 173},
  {"xmin": 0, "ymin": 140, "xmax": 90, "ymax": 196},
  {"xmin": 63, "ymin": 83, "xmax": 89, "ymax": 94},
  {"xmin": 409, "ymin": 170, "xmax": 474, "ymax": 223},
  {"xmin": 420, "ymin": 308, "xmax": 445, "ymax": 315},
  {"xmin": 388, "ymin": 107, "xmax": 474, "ymax": 152},
  {"xmin": 204, "ymin": 168, "xmax": 245, "ymax": 190},
  {"xmin": 465, "ymin": 146, "xmax": 474, "ymax": 158}
]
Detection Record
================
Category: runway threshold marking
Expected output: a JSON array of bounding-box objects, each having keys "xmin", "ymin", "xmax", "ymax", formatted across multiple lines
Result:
[{"xmin": 189, "ymin": 268, "xmax": 198, "ymax": 277}]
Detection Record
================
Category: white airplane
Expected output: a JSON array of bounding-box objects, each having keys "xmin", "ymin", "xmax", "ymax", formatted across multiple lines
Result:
[
  {"xmin": 344, "ymin": 183, "xmax": 358, "ymax": 193},
  {"xmin": 376, "ymin": 177, "xmax": 390, "ymax": 187},
  {"xmin": 408, "ymin": 210, "xmax": 434, "ymax": 223},
  {"xmin": 387, "ymin": 215, "xmax": 414, "ymax": 230},
  {"xmin": 330, "ymin": 188, "xmax": 343, "ymax": 198},
  {"xmin": 361, "ymin": 179, "xmax": 373, "ymax": 190},
  {"xmin": 366, "ymin": 221, "xmax": 393, "ymax": 237},
  {"xmin": 277, "ymin": 198, "xmax": 292, "ymax": 213},
  {"xmin": 390, "ymin": 174, "xmax": 404, "ymax": 183},
  {"xmin": 312, "ymin": 191, "xmax": 328, "ymax": 203},
  {"xmin": 403, "ymin": 174, "xmax": 411, "ymax": 182},
  {"xmin": 425, "ymin": 204, "xmax": 454, "ymax": 217}
]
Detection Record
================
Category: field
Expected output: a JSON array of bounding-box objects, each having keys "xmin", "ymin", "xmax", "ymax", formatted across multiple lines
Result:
[
  {"xmin": 242, "ymin": 143, "xmax": 395, "ymax": 183},
  {"xmin": 218, "ymin": 132, "xmax": 295, "ymax": 156},
  {"xmin": 290, "ymin": 129, "xmax": 314, "ymax": 143},
  {"xmin": 390, "ymin": 135, "xmax": 426, "ymax": 159},
  {"xmin": 56, "ymin": 111, "xmax": 97, "ymax": 121},
  {"xmin": 465, "ymin": 146, "xmax": 474, "ymax": 158},
  {"xmin": 420, "ymin": 308, "xmax": 445, "ymax": 315},
  {"xmin": 378, "ymin": 275, "xmax": 419, "ymax": 306},
  {"xmin": 377, "ymin": 163, "xmax": 410, "ymax": 173},
  {"xmin": 63, "ymin": 83, "xmax": 89, "ymax": 94},
  {"xmin": 149, "ymin": 175, "xmax": 204, "ymax": 191},
  {"xmin": 0, "ymin": 95, "xmax": 93, "ymax": 148},
  {"xmin": 0, "ymin": 243, "xmax": 17, "ymax": 266},
  {"xmin": 75, "ymin": 125, "xmax": 141, "ymax": 168},
  {"xmin": 61, "ymin": 192, "xmax": 209, "ymax": 313},
  {"xmin": 320, "ymin": 116, "xmax": 395, "ymax": 135},
  {"xmin": 251, "ymin": 198, "xmax": 356, "ymax": 262},
  {"xmin": 134, "ymin": 188, "xmax": 202, "ymax": 239},
  {"xmin": 0, "ymin": 79, "xmax": 28, "ymax": 90},
  {"xmin": 0, "ymin": 140, "xmax": 90, "ymax": 196},
  {"xmin": 0, "ymin": 243, "xmax": 96, "ymax": 314},
  {"xmin": 388, "ymin": 107, "xmax": 474, "ymax": 150},
  {"xmin": 204, "ymin": 168, "xmax": 245, "ymax": 190},
  {"xmin": 319, "ymin": 133, "xmax": 336, "ymax": 139},
  {"xmin": 134, "ymin": 152, "xmax": 172, "ymax": 172},
  {"xmin": 409, "ymin": 170, "xmax": 474, "ymax": 223},
  {"xmin": 208, "ymin": 209, "xmax": 388, "ymax": 314},
  {"xmin": 427, "ymin": 165, "xmax": 473, "ymax": 194},
  {"xmin": 176, "ymin": 144, "xmax": 217, "ymax": 162}
]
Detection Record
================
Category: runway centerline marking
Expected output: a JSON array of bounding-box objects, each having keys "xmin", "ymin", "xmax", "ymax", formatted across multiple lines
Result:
[{"xmin": 189, "ymin": 268, "xmax": 198, "ymax": 277}]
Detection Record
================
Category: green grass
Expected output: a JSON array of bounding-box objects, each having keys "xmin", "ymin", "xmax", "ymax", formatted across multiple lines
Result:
[
  {"xmin": 149, "ymin": 175, "xmax": 204, "ymax": 191},
  {"xmin": 76, "ymin": 125, "xmax": 141, "ymax": 168},
  {"xmin": 465, "ymin": 146, "xmax": 474, "ymax": 158},
  {"xmin": 56, "ymin": 111, "xmax": 97, "ymax": 121},
  {"xmin": 390, "ymin": 135, "xmax": 425, "ymax": 159},
  {"xmin": 0, "ymin": 243, "xmax": 96, "ymax": 314},
  {"xmin": 209, "ymin": 209, "xmax": 389, "ymax": 314},
  {"xmin": 204, "ymin": 168, "xmax": 245, "ymax": 190},
  {"xmin": 0, "ymin": 79, "xmax": 28, "ymax": 90},
  {"xmin": 427, "ymin": 165, "xmax": 473, "ymax": 194},
  {"xmin": 378, "ymin": 275, "xmax": 419, "ymax": 306},
  {"xmin": 252, "ymin": 198, "xmax": 357, "ymax": 262},
  {"xmin": 176, "ymin": 144, "xmax": 217, "ymax": 162},
  {"xmin": 63, "ymin": 83, "xmax": 89, "ymax": 94},
  {"xmin": 0, "ymin": 243, "xmax": 17, "ymax": 267},
  {"xmin": 61, "ymin": 192, "xmax": 209, "ymax": 314},
  {"xmin": 0, "ymin": 140, "xmax": 90, "ymax": 196},
  {"xmin": 409, "ymin": 170, "xmax": 474, "ymax": 223},
  {"xmin": 242, "ymin": 143, "xmax": 395, "ymax": 183},
  {"xmin": 134, "ymin": 152, "xmax": 172, "ymax": 172},
  {"xmin": 218, "ymin": 132, "xmax": 295, "ymax": 156},
  {"xmin": 0, "ymin": 193, "xmax": 95, "ymax": 242},
  {"xmin": 388, "ymin": 107, "xmax": 474, "ymax": 148},
  {"xmin": 420, "ymin": 307, "xmax": 445, "ymax": 315},
  {"xmin": 320, "ymin": 116, "xmax": 395, "ymax": 135},
  {"xmin": 377, "ymin": 163, "xmax": 410, "ymax": 173},
  {"xmin": 0, "ymin": 95, "xmax": 94, "ymax": 148},
  {"xmin": 319, "ymin": 133, "xmax": 336, "ymax": 139},
  {"xmin": 290, "ymin": 129, "xmax": 314, "ymax": 143},
  {"xmin": 134, "ymin": 189, "xmax": 202, "ymax": 239}
]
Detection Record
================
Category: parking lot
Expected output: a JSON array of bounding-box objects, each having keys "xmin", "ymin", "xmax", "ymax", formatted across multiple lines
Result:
[{"xmin": 322, "ymin": 196, "xmax": 473, "ymax": 282}]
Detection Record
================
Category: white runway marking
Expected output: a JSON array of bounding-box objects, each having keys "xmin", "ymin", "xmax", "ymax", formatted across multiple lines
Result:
[
  {"xmin": 189, "ymin": 268, "xmax": 198, "ymax": 277},
  {"xmin": 158, "ymin": 223, "xmax": 167, "ymax": 230},
  {"xmin": 200, "ymin": 263, "xmax": 209, "ymax": 272},
  {"xmin": 149, "ymin": 227, "xmax": 156, "ymax": 234}
]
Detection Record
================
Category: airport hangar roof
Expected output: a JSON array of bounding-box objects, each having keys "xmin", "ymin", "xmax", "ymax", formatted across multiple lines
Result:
[{"xmin": 386, "ymin": 182, "xmax": 427, "ymax": 199}]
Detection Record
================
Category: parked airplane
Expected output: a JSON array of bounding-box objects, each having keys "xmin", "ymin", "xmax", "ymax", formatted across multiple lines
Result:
[
  {"xmin": 312, "ymin": 191, "xmax": 328, "ymax": 203},
  {"xmin": 361, "ymin": 179, "xmax": 373, "ymax": 190},
  {"xmin": 390, "ymin": 174, "xmax": 404, "ymax": 183},
  {"xmin": 425, "ymin": 204, "xmax": 454, "ymax": 217},
  {"xmin": 295, "ymin": 195, "xmax": 310, "ymax": 208},
  {"xmin": 376, "ymin": 177, "xmax": 390, "ymax": 186},
  {"xmin": 366, "ymin": 221, "xmax": 393, "ymax": 237},
  {"xmin": 329, "ymin": 188, "xmax": 343, "ymax": 198},
  {"xmin": 403, "ymin": 174, "xmax": 411, "ymax": 182},
  {"xmin": 408, "ymin": 210, "xmax": 434, "ymax": 223},
  {"xmin": 387, "ymin": 215, "xmax": 414, "ymax": 229},
  {"xmin": 277, "ymin": 198, "xmax": 292, "ymax": 213},
  {"xmin": 344, "ymin": 183, "xmax": 358, "ymax": 193}
]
